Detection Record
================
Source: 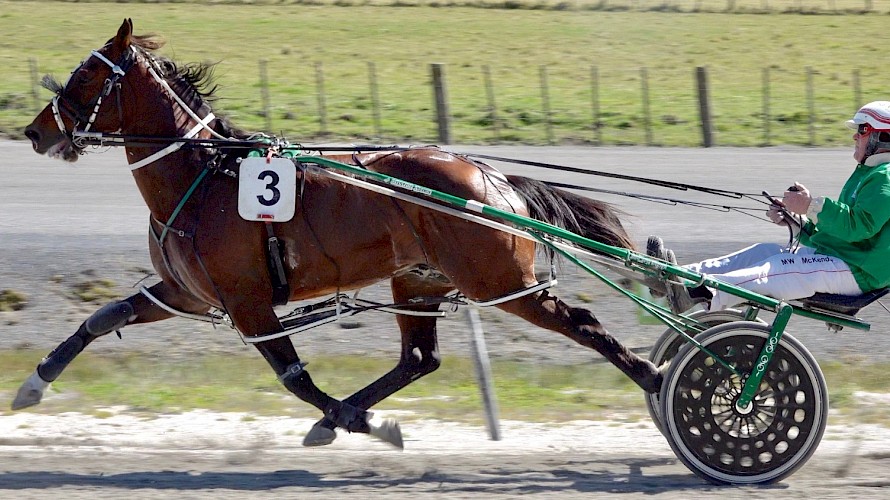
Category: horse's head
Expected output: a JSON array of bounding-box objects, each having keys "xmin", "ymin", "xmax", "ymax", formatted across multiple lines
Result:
[{"xmin": 24, "ymin": 19, "xmax": 140, "ymax": 162}]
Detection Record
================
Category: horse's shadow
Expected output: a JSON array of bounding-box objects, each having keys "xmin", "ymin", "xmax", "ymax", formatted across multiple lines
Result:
[{"xmin": 0, "ymin": 457, "xmax": 789, "ymax": 494}]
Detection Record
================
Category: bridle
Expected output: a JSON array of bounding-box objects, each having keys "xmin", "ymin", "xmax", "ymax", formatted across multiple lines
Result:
[
  {"xmin": 51, "ymin": 47, "xmax": 135, "ymax": 141},
  {"xmin": 52, "ymin": 43, "xmax": 229, "ymax": 170}
]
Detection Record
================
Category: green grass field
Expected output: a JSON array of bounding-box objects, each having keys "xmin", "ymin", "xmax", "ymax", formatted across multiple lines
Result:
[
  {"xmin": 1, "ymin": 1, "xmax": 886, "ymax": 145},
  {"xmin": 1, "ymin": 350, "xmax": 887, "ymax": 426}
]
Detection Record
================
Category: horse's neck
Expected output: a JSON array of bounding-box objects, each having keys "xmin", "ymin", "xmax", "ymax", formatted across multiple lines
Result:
[{"xmin": 123, "ymin": 81, "xmax": 218, "ymax": 222}]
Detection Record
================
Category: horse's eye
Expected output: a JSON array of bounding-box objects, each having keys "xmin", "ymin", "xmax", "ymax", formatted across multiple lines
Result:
[{"xmin": 74, "ymin": 70, "xmax": 92, "ymax": 85}]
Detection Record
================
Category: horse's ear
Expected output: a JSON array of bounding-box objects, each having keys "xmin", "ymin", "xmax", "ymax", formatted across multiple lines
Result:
[{"xmin": 114, "ymin": 18, "xmax": 133, "ymax": 49}]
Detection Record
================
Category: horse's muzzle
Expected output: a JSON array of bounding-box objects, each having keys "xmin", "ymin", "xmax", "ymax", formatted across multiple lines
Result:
[{"xmin": 24, "ymin": 122, "xmax": 80, "ymax": 162}]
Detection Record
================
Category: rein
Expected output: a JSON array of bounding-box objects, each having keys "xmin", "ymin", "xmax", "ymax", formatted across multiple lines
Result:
[{"xmin": 70, "ymin": 131, "xmax": 777, "ymax": 222}]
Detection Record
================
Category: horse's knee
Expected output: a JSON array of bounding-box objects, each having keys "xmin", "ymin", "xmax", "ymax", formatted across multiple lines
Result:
[{"xmin": 82, "ymin": 300, "xmax": 135, "ymax": 337}]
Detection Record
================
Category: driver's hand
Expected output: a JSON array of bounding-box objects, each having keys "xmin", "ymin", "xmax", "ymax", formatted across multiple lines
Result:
[
  {"xmin": 767, "ymin": 204, "xmax": 788, "ymax": 226},
  {"xmin": 783, "ymin": 182, "xmax": 812, "ymax": 215}
]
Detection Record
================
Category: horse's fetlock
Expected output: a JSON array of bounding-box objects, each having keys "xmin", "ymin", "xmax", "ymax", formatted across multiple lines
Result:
[
  {"xmin": 84, "ymin": 301, "xmax": 134, "ymax": 337},
  {"xmin": 278, "ymin": 361, "xmax": 315, "ymax": 397},
  {"xmin": 326, "ymin": 402, "xmax": 371, "ymax": 433}
]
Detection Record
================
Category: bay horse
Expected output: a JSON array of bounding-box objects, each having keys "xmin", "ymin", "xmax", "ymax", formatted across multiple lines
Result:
[{"xmin": 19, "ymin": 19, "xmax": 662, "ymax": 447}]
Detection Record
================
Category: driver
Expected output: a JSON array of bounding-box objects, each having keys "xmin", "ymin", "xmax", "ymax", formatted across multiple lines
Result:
[{"xmin": 649, "ymin": 100, "xmax": 890, "ymax": 313}]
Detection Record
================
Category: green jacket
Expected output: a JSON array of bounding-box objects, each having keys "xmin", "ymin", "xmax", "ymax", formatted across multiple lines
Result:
[{"xmin": 800, "ymin": 160, "xmax": 890, "ymax": 291}]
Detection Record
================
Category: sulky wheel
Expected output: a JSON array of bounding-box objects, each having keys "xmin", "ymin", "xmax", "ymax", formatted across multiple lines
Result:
[
  {"xmin": 646, "ymin": 309, "xmax": 762, "ymax": 436},
  {"xmin": 659, "ymin": 321, "xmax": 828, "ymax": 485}
]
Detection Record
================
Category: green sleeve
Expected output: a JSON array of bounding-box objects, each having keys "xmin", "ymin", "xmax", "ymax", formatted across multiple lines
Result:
[{"xmin": 813, "ymin": 170, "xmax": 890, "ymax": 243}]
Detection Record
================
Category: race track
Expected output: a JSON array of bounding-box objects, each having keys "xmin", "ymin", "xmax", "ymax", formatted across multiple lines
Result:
[{"xmin": 2, "ymin": 140, "xmax": 890, "ymax": 497}]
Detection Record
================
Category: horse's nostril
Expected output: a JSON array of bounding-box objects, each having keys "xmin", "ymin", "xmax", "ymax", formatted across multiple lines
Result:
[{"xmin": 24, "ymin": 128, "xmax": 40, "ymax": 144}]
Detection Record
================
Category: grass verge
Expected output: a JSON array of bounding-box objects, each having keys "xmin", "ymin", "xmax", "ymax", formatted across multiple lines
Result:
[
  {"xmin": 1, "ymin": 2, "xmax": 887, "ymax": 146},
  {"xmin": 1, "ymin": 350, "xmax": 887, "ymax": 426}
]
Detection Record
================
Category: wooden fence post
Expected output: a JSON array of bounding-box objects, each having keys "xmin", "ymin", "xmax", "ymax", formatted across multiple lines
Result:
[
  {"xmin": 29, "ymin": 58, "xmax": 40, "ymax": 116},
  {"xmin": 259, "ymin": 59, "xmax": 272, "ymax": 133},
  {"xmin": 696, "ymin": 66, "xmax": 713, "ymax": 147},
  {"xmin": 852, "ymin": 68, "xmax": 862, "ymax": 112},
  {"xmin": 315, "ymin": 61, "xmax": 328, "ymax": 136},
  {"xmin": 640, "ymin": 67, "xmax": 653, "ymax": 146},
  {"xmin": 539, "ymin": 65, "xmax": 554, "ymax": 145},
  {"xmin": 806, "ymin": 66, "xmax": 815, "ymax": 146},
  {"xmin": 482, "ymin": 65, "xmax": 500, "ymax": 142},
  {"xmin": 431, "ymin": 63, "xmax": 451, "ymax": 144},
  {"xmin": 591, "ymin": 66, "xmax": 602, "ymax": 146},
  {"xmin": 368, "ymin": 62, "xmax": 382, "ymax": 140},
  {"xmin": 762, "ymin": 67, "xmax": 771, "ymax": 146}
]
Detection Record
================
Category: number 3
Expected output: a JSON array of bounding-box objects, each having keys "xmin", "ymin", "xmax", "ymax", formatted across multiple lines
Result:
[{"xmin": 257, "ymin": 170, "xmax": 281, "ymax": 206}]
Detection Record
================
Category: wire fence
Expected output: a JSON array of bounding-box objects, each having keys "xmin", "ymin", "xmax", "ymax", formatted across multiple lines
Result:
[
  {"xmin": 235, "ymin": 61, "xmax": 875, "ymax": 146},
  {"xmin": 21, "ymin": 56, "xmax": 881, "ymax": 147},
  {"xmin": 557, "ymin": 0, "xmax": 881, "ymax": 12}
]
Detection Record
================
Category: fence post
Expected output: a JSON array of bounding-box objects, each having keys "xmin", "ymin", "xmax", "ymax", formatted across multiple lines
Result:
[
  {"xmin": 539, "ymin": 65, "xmax": 554, "ymax": 145},
  {"xmin": 696, "ymin": 66, "xmax": 713, "ymax": 147},
  {"xmin": 591, "ymin": 66, "xmax": 602, "ymax": 146},
  {"xmin": 806, "ymin": 66, "xmax": 815, "ymax": 146},
  {"xmin": 29, "ymin": 58, "xmax": 40, "ymax": 115},
  {"xmin": 430, "ymin": 63, "xmax": 451, "ymax": 144},
  {"xmin": 852, "ymin": 68, "xmax": 862, "ymax": 111},
  {"xmin": 315, "ymin": 61, "xmax": 328, "ymax": 136},
  {"xmin": 482, "ymin": 65, "xmax": 500, "ymax": 142},
  {"xmin": 466, "ymin": 307, "xmax": 501, "ymax": 441},
  {"xmin": 640, "ymin": 67, "xmax": 653, "ymax": 146},
  {"xmin": 368, "ymin": 62, "xmax": 382, "ymax": 140},
  {"xmin": 762, "ymin": 67, "xmax": 771, "ymax": 146},
  {"xmin": 259, "ymin": 59, "xmax": 272, "ymax": 133}
]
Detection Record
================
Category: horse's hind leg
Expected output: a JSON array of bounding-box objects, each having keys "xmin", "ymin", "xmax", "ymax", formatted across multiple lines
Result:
[
  {"xmin": 497, "ymin": 290, "xmax": 662, "ymax": 393},
  {"xmin": 11, "ymin": 280, "xmax": 209, "ymax": 410},
  {"xmin": 304, "ymin": 275, "xmax": 448, "ymax": 446}
]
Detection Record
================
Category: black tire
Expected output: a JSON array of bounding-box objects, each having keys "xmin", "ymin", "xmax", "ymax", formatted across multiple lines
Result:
[
  {"xmin": 660, "ymin": 322, "xmax": 828, "ymax": 485},
  {"xmin": 646, "ymin": 309, "xmax": 761, "ymax": 436}
]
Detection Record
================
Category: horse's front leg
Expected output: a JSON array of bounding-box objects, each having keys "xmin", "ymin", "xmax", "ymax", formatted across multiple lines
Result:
[
  {"xmin": 11, "ymin": 280, "xmax": 208, "ymax": 410},
  {"xmin": 238, "ymin": 303, "xmax": 403, "ymax": 448}
]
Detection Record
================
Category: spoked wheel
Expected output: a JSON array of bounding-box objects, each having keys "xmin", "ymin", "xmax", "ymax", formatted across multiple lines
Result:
[
  {"xmin": 646, "ymin": 309, "xmax": 762, "ymax": 435},
  {"xmin": 660, "ymin": 322, "xmax": 828, "ymax": 485}
]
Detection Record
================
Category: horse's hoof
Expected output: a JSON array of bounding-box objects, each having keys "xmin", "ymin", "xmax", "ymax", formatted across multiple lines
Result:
[
  {"xmin": 11, "ymin": 371, "xmax": 49, "ymax": 410},
  {"xmin": 368, "ymin": 414, "xmax": 404, "ymax": 450},
  {"xmin": 303, "ymin": 421, "xmax": 337, "ymax": 447}
]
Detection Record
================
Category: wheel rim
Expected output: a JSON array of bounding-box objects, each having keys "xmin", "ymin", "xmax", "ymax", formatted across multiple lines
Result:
[
  {"xmin": 646, "ymin": 309, "xmax": 758, "ymax": 435},
  {"xmin": 663, "ymin": 325, "xmax": 827, "ymax": 484}
]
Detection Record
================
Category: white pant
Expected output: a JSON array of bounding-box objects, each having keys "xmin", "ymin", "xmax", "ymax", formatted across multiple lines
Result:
[{"xmin": 686, "ymin": 243, "xmax": 863, "ymax": 310}]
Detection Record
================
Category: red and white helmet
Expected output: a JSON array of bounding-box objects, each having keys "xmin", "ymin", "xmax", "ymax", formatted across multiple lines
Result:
[{"xmin": 846, "ymin": 101, "xmax": 890, "ymax": 132}]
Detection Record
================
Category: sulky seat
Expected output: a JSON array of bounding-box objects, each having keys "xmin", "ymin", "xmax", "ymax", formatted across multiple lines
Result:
[{"xmin": 798, "ymin": 287, "xmax": 890, "ymax": 316}]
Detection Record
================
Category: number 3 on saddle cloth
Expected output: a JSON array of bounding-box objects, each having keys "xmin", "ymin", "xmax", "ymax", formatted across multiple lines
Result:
[
  {"xmin": 238, "ymin": 157, "xmax": 298, "ymax": 222},
  {"xmin": 238, "ymin": 157, "xmax": 298, "ymax": 305}
]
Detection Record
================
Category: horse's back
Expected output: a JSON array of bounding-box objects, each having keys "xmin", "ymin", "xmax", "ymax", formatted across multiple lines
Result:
[{"xmin": 345, "ymin": 148, "xmax": 527, "ymax": 215}]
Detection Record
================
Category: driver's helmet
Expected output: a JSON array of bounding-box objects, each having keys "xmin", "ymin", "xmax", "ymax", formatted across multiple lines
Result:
[
  {"xmin": 847, "ymin": 101, "xmax": 890, "ymax": 160},
  {"xmin": 846, "ymin": 101, "xmax": 890, "ymax": 133}
]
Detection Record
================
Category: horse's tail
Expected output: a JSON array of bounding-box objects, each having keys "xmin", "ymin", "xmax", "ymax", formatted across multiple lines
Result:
[{"xmin": 507, "ymin": 175, "xmax": 637, "ymax": 253}]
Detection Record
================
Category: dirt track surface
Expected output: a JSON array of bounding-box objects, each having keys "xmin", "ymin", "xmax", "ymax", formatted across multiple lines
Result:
[
  {"xmin": 3, "ymin": 140, "xmax": 890, "ymax": 496},
  {"xmin": 1, "ymin": 412, "xmax": 890, "ymax": 499}
]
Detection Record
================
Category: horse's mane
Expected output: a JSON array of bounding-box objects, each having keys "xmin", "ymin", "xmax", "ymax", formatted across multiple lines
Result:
[{"xmin": 131, "ymin": 34, "xmax": 250, "ymax": 139}]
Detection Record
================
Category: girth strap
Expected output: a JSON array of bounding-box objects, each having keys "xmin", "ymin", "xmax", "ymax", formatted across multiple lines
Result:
[{"xmin": 265, "ymin": 222, "xmax": 291, "ymax": 306}]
